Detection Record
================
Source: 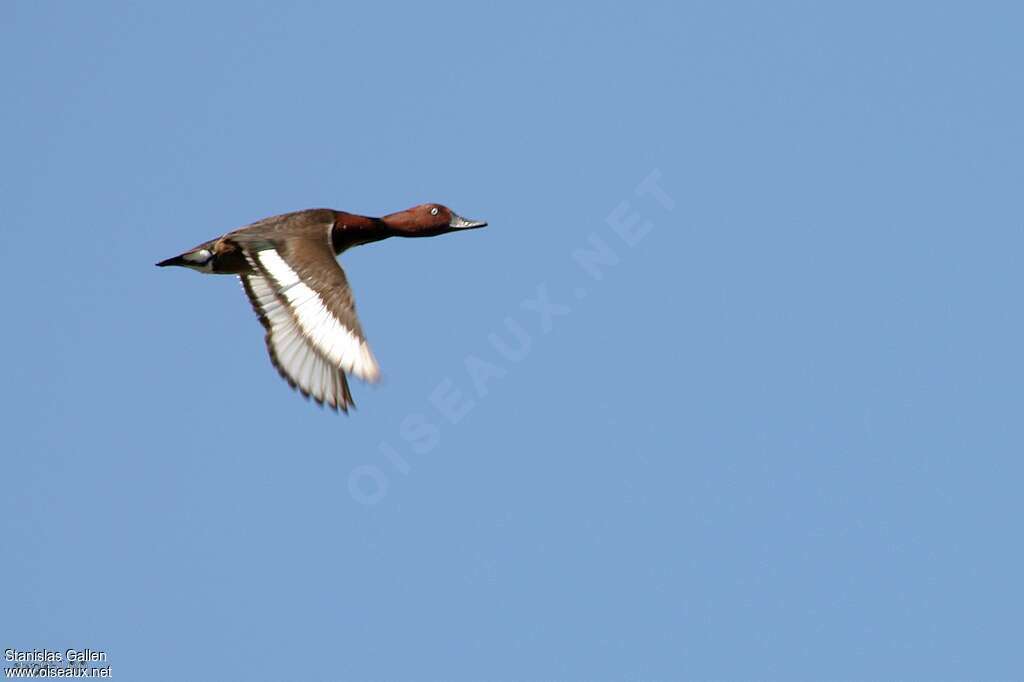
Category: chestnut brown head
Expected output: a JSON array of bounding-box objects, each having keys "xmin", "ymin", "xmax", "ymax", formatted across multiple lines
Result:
[{"xmin": 383, "ymin": 203, "xmax": 487, "ymax": 237}]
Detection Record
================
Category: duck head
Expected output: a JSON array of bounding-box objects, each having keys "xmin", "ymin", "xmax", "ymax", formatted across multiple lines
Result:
[{"xmin": 383, "ymin": 203, "xmax": 487, "ymax": 237}]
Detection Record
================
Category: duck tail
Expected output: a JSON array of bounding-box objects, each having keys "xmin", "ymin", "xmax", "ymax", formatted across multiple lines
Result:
[{"xmin": 156, "ymin": 245, "xmax": 214, "ymax": 271}]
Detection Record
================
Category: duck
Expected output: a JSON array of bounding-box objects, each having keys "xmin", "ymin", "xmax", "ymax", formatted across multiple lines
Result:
[{"xmin": 157, "ymin": 204, "xmax": 487, "ymax": 413}]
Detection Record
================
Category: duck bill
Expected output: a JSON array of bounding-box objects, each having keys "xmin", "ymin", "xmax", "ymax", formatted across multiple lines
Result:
[{"xmin": 449, "ymin": 213, "xmax": 487, "ymax": 229}]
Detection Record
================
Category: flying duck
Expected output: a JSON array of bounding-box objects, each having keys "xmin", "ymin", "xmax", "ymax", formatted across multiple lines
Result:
[{"xmin": 157, "ymin": 204, "xmax": 487, "ymax": 413}]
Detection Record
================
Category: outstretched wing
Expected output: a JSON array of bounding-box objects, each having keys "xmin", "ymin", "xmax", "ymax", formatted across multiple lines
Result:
[{"xmin": 237, "ymin": 235, "xmax": 379, "ymax": 412}]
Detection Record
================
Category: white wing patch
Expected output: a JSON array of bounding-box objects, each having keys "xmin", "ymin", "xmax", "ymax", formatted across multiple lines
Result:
[
  {"xmin": 245, "ymin": 274, "xmax": 350, "ymax": 409},
  {"xmin": 255, "ymin": 249, "xmax": 380, "ymax": 382}
]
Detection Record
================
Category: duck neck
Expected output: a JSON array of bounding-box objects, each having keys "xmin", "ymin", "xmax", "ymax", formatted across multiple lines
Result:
[{"xmin": 331, "ymin": 212, "xmax": 393, "ymax": 253}]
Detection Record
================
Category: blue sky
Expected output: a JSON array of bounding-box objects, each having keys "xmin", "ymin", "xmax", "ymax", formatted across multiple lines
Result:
[{"xmin": 2, "ymin": 2, "xmax": 1022, "ymax": 680}]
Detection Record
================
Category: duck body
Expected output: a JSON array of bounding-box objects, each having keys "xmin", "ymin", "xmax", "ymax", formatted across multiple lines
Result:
[
  {"xmin": 161, "ymin": 209, "xmax": 382, "ymax": 275},
  {"xmin": 157, "ymin": 204, "xmax": 486, "ymax": 413}
]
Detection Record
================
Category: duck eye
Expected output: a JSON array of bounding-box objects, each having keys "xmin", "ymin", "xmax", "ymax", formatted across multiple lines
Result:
[{"xmin": 430, "ymin": 207, "xmax": 439, "ymax": 216}]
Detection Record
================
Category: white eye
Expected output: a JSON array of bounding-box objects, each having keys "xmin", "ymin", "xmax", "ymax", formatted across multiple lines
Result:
[{"xmin": 430, "ymin": 207, "xmax": 439, "ymax": 216}]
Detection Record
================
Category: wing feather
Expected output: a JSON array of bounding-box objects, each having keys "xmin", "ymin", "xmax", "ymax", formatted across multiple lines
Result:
[
  {"xmin": 240, "ymin": 272, "xmax": 354, "ymax": 412},
  {"xmin": 249, "ymin": 247, "xmax": 380, "ymax": 382},
  {"xmin": 233, "ymin": 221, "xmax": 380, "ymax": 412}
]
